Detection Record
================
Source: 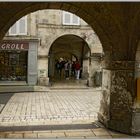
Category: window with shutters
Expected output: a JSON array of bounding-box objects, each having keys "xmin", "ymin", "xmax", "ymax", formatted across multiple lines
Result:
[
  {"xmin": 62, "ymin": 11, "xmax": 80, "ymax": 25},
  {"xmin": 9, "ymin": 16, "xmax": 27, "ymax": 35}
]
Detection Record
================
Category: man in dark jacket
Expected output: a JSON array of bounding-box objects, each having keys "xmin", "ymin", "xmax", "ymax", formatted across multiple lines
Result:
[{"xmin": 75, "ymin": 60, "xmax": 81, "ymax": 80}]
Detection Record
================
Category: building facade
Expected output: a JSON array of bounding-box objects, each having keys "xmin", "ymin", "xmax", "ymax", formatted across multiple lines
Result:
[{"xmin": 0, "ymin": 9, "xmax": 103, "ymax": 86}]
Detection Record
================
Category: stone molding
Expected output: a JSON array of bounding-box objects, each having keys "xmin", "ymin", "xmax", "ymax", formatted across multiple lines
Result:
[
  {"xmin": 90, "ymin": 53, "xmax": 102, "ymax": 61},
  {"xmin": 38, "ymin": 55, "xmax": 49, "ymax": 59}
]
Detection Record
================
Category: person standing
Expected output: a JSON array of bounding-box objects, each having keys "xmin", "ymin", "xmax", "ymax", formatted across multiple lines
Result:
[
  {"xmin": 71, "ymin": 61, "xmax": 75, "ymax": 77},
  {"xmin": 75, "ymin": 60, "xmax": 81, "ymax": 80},
  {"xmin": 55, "ymin": 59, "xmax": 60, "ymax": 78},
  {"xmin": 59, "ymin": 57, "xmax": 65, "ymax": 78},
  {"xmin": 68, "ymin": 60, "xmax": 72, "ymax": 78},
  {"xmin": 64, "ymin": 60, "xmax": 69, "ymax": 79}
]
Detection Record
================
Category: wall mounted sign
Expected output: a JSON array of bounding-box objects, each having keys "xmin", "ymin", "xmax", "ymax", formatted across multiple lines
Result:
[{"xmin": 0, "ymin": 41, "xmax": 29, "ymax": 50}]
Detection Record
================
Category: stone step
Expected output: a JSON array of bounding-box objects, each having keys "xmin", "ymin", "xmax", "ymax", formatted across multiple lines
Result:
[{"xmin": 0, "ymin": 86, "xmax": 34, "ymax": 93}]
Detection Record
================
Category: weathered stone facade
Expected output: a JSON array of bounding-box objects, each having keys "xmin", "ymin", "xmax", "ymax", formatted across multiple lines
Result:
[
  {"xmin": 99, "ymin": 55, "xmax": 135, "ymax": 134},
  {"xmin": 4, "ymin": 9, "xmax": 103, "ymax": 86},
  {"xmin": 132, "ymin": 41, "xmax": 140, "ymax": 135},
  {"xmin": 1, "ymin": 2, "xmax": 140, "ymax": 135}
]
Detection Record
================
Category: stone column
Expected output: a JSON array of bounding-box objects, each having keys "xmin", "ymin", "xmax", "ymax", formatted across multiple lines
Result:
[
  {"xmin": 28, "ymin": 41, "xmax": 38, "ymax": 85},
  {"xmin": 38, "ymin": 55, "xmax": 50, "ymax": 86},
  {"xmin": 88, "ymin": 53, "xmax": 102, "ymax": 87},
  {"xmin": 98, "ymin": 57, "xmax": 135, "ymax": 134},
  {"xmin": 132, "ymin": 60, "xmax": 140, "ymax": 135}
]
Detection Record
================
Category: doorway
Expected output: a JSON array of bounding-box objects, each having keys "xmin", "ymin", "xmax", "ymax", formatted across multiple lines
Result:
[{"xmin": 48, "ymin": 34, "xmax": 90, "ymax": 84}]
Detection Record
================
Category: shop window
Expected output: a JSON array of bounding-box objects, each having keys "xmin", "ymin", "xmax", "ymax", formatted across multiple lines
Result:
[
  {"xmin": 9, "ymin": 16, "xmax": 27, "ymax": 35},
  {"xmin": 62, "ymin": 11, "xmax": 80, "ymax": 25},
  {"xmin": 0, "ymin": 51, "xmax": 28, "ymax": 81}
]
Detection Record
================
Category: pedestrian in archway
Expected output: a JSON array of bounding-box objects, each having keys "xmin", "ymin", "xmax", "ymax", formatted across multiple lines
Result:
[
  {"xmin": 75, "ymin": 60, "xmax": 81, "ymax": 80},
  {"xmin": 59, "ymin": 57, "xmax": 65, "ymax": 79},
  {"xmin": 68, "ymin": 60, "xmax": 72, "ymax": 78},
  {"xmin": 64, "ymin": 60, "xmax": 69, "ymax": 79},
  {"xmin": 55, "ymin": 59, "xmax": 61, "ymax": 78},
  {"xmin": 71, "ymin": 61, "xmax": 76, "ymax": 77}
]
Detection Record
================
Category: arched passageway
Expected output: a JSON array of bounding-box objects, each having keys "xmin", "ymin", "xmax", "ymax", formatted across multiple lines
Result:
[
  {"xmin": 0, "ymin": 2, "xmax": 140, "ymax": 135},
  {"xmin": 0, "ymin": 8, "xmax": 103, "ymax": 131},
  {"xmin": 48, "ymin": 35, "xmax": 91, "ymax": 83}
]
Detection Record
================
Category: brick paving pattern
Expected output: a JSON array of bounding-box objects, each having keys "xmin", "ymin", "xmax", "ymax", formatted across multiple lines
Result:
[
  {"xmin": 0, "ymin": 88, "xmax": 137, "ymax": 138},
  {"xmin": 0, "ymin": 128, "xmax": 136, "ymax": 138},
  {"xmin": 0, "ymin": 89, "xmax": 101, "ymax": 126}
]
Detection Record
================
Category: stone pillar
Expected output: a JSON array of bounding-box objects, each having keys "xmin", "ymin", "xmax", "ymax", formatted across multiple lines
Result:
[
  {"xmin": 28, "ymin": 41, "xmax": 38, "ymax": 85},
  {"xmin": 38, "ymin": 56, "xmax": 50, "ymax": 86},
  {"xmin": 132, "ymin": 60, "xmax": 140, "ymax": 135},
  {"xmin": 98, "ymin": 59, "xmax": 135, "ymax": 134},
  {"xmin": 82, "ymin": 58, "xmax": 89, "ymax": 80},
  {"xmin": 88, "ymin": 53, "xmax": 102, "ymax": 87}
]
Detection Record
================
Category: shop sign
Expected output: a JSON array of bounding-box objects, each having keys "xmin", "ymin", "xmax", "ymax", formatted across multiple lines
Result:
[{"xmin": 0, "ymin": 41, "xmax": 29, "ymax": 50}]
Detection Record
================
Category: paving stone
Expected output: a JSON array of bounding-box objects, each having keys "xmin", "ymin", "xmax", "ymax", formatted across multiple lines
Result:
[
  {"xmin": 33, "ymin": 130, "xmax": 52, "ymax": 133},
  {"xmin": 13, "ymin": 131, "xmax": 33, "ymax": 134},
  {"xmin": 65, "ymin": 131, "xmax": 95, "ymax": 137},
  {"xmin": 51, "ymin": 130, "xmax": 66, "ymax": 133},
  {"xmin": 0, "ymin": 90, "xmax": 101, "ymax": 125},
  {"xmin": 1, "ymin": 131, "xmax": 14, "ymax": 134},
  {"xmin": 65, "ymin": 129, "xmax": 92, "ymax": 132},
  {"xmin": 0, "ymin": 133, "xmax": 6, "ymax": 138},
  {"xmin": 58, "ymin": 136, "xmax": 85, "ymax": 139},
  {"xmin": 86, "ymin": 135, "xmax": 112, "ymax": 138},
  {"xmin": 92, "ymin": 128, "xmax": 110, "ymax": 136},
  {"xmin": 0, "ymin": 90, "xmax": 132, "ymax": 138},
  {"xmin": 38, "ymin": 132, "xmax": 65, "ymax": 138},
  {"xmin": 24, "ymin": 133, "xmax": 38, "ymax": 138},
  {"xmin": 6, "ymin": 133, "xmax": 23, "ymax": 138}
]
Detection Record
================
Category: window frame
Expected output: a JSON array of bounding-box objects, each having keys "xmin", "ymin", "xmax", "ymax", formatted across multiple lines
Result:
[
  {"xmin": 9, "ymin": 16, "xmax": 27, "ymax": 36},
  {"xmin": 62, "ymin": 11, "xmax": 80, "ymax": 26}
]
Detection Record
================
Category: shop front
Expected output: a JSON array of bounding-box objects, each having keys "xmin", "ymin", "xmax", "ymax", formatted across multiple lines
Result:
[{"xmin": 0, "ymin": 40, "xmax": 38, "ymax": 85}]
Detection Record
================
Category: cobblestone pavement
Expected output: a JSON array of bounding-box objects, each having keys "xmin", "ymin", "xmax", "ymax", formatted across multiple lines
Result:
[
  {"xmin": 0, "ymin": 88, "xmax": 137, "ymax": 138},
  {"xmin": 0, "ymin": 127, "xmax": 136, "ymax": 139},
  {"xmin": 0, "ymin": 89, "xmax": 101, "ymax": 126}
]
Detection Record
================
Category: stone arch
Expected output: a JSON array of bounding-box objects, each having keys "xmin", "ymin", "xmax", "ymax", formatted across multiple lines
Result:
[
  {"xmin": 0, "ymin": 2, "xmax": 137, "ymax": 134},
  {"xmin": 124, "ymin": 4, "xmax": 140, "ymax": 60},
  {"xmin": 48, "ymin": 34, "xmax": 91, "ymax": 81},
  {"xmin": 1, "ymin": 2, "xmax": 123, "ymax": 54},
  {"xmin": 48, "ymin": 34, "xmax": 93, "ymax": 56}
]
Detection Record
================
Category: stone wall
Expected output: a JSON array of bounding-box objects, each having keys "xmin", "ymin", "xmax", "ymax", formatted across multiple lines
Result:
[
  {"xmin": 99, "ymin": 55, "xmax": 135, "ymax": 134},
  {"xmin": 29, "ymin": 10, "xmax": 103, "ymax": 85},
  {"xmin": 132, "ymin": 41, "xmax": 140, "ymax": 135},
  {"xmin": 5, "ymin": 9, "xmax": 103, "ymax": 86}
]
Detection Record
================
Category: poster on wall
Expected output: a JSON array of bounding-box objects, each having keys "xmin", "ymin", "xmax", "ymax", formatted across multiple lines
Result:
[
  {"xmin": 9, "ymin": 54, "xmax": 19, "ymax": 65},
  {"xmin": 39, "ymin": 69, "xmax": 46, "ymax": 78}
]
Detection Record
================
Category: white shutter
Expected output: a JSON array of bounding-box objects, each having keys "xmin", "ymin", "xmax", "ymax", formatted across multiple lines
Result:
[
  {"xmin": 9, "ymin": 16, "xmax": 27, "ymax": 35},
  {"xmin": 19, "ymin": 17, "xmax": 27, "ymax": 35},
  {"xmin": 72, "ymin": 14, "xmax": 80, "ymax": 25},
  {"xmin": 63, "ymin": 11, "xmax": 71, "ymax": 25},
  {"xmin": 9, "ymin": 22, "xmax": 17, "ymax": 35},
  {"xmin": 65, "ymin": 13, "xmax": 71, "ymax": 24},
  {"xmin": 18, "ymin": 16, "xmax": 27, "ymax": 35},
  {"xmin": 62, "ymin": 11, "xmax": 80, "ymax": 25}
]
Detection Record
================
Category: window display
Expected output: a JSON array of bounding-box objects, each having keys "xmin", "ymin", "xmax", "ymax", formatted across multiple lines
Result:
[{"xmin": 0, "ymin": 51, "xmax": 27, "ymax": 81}]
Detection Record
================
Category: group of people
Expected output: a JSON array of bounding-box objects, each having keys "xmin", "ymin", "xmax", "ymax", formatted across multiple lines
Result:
[{"xmin": 55, "ymin": 58, "xmax": 81, "ymax": 80}]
